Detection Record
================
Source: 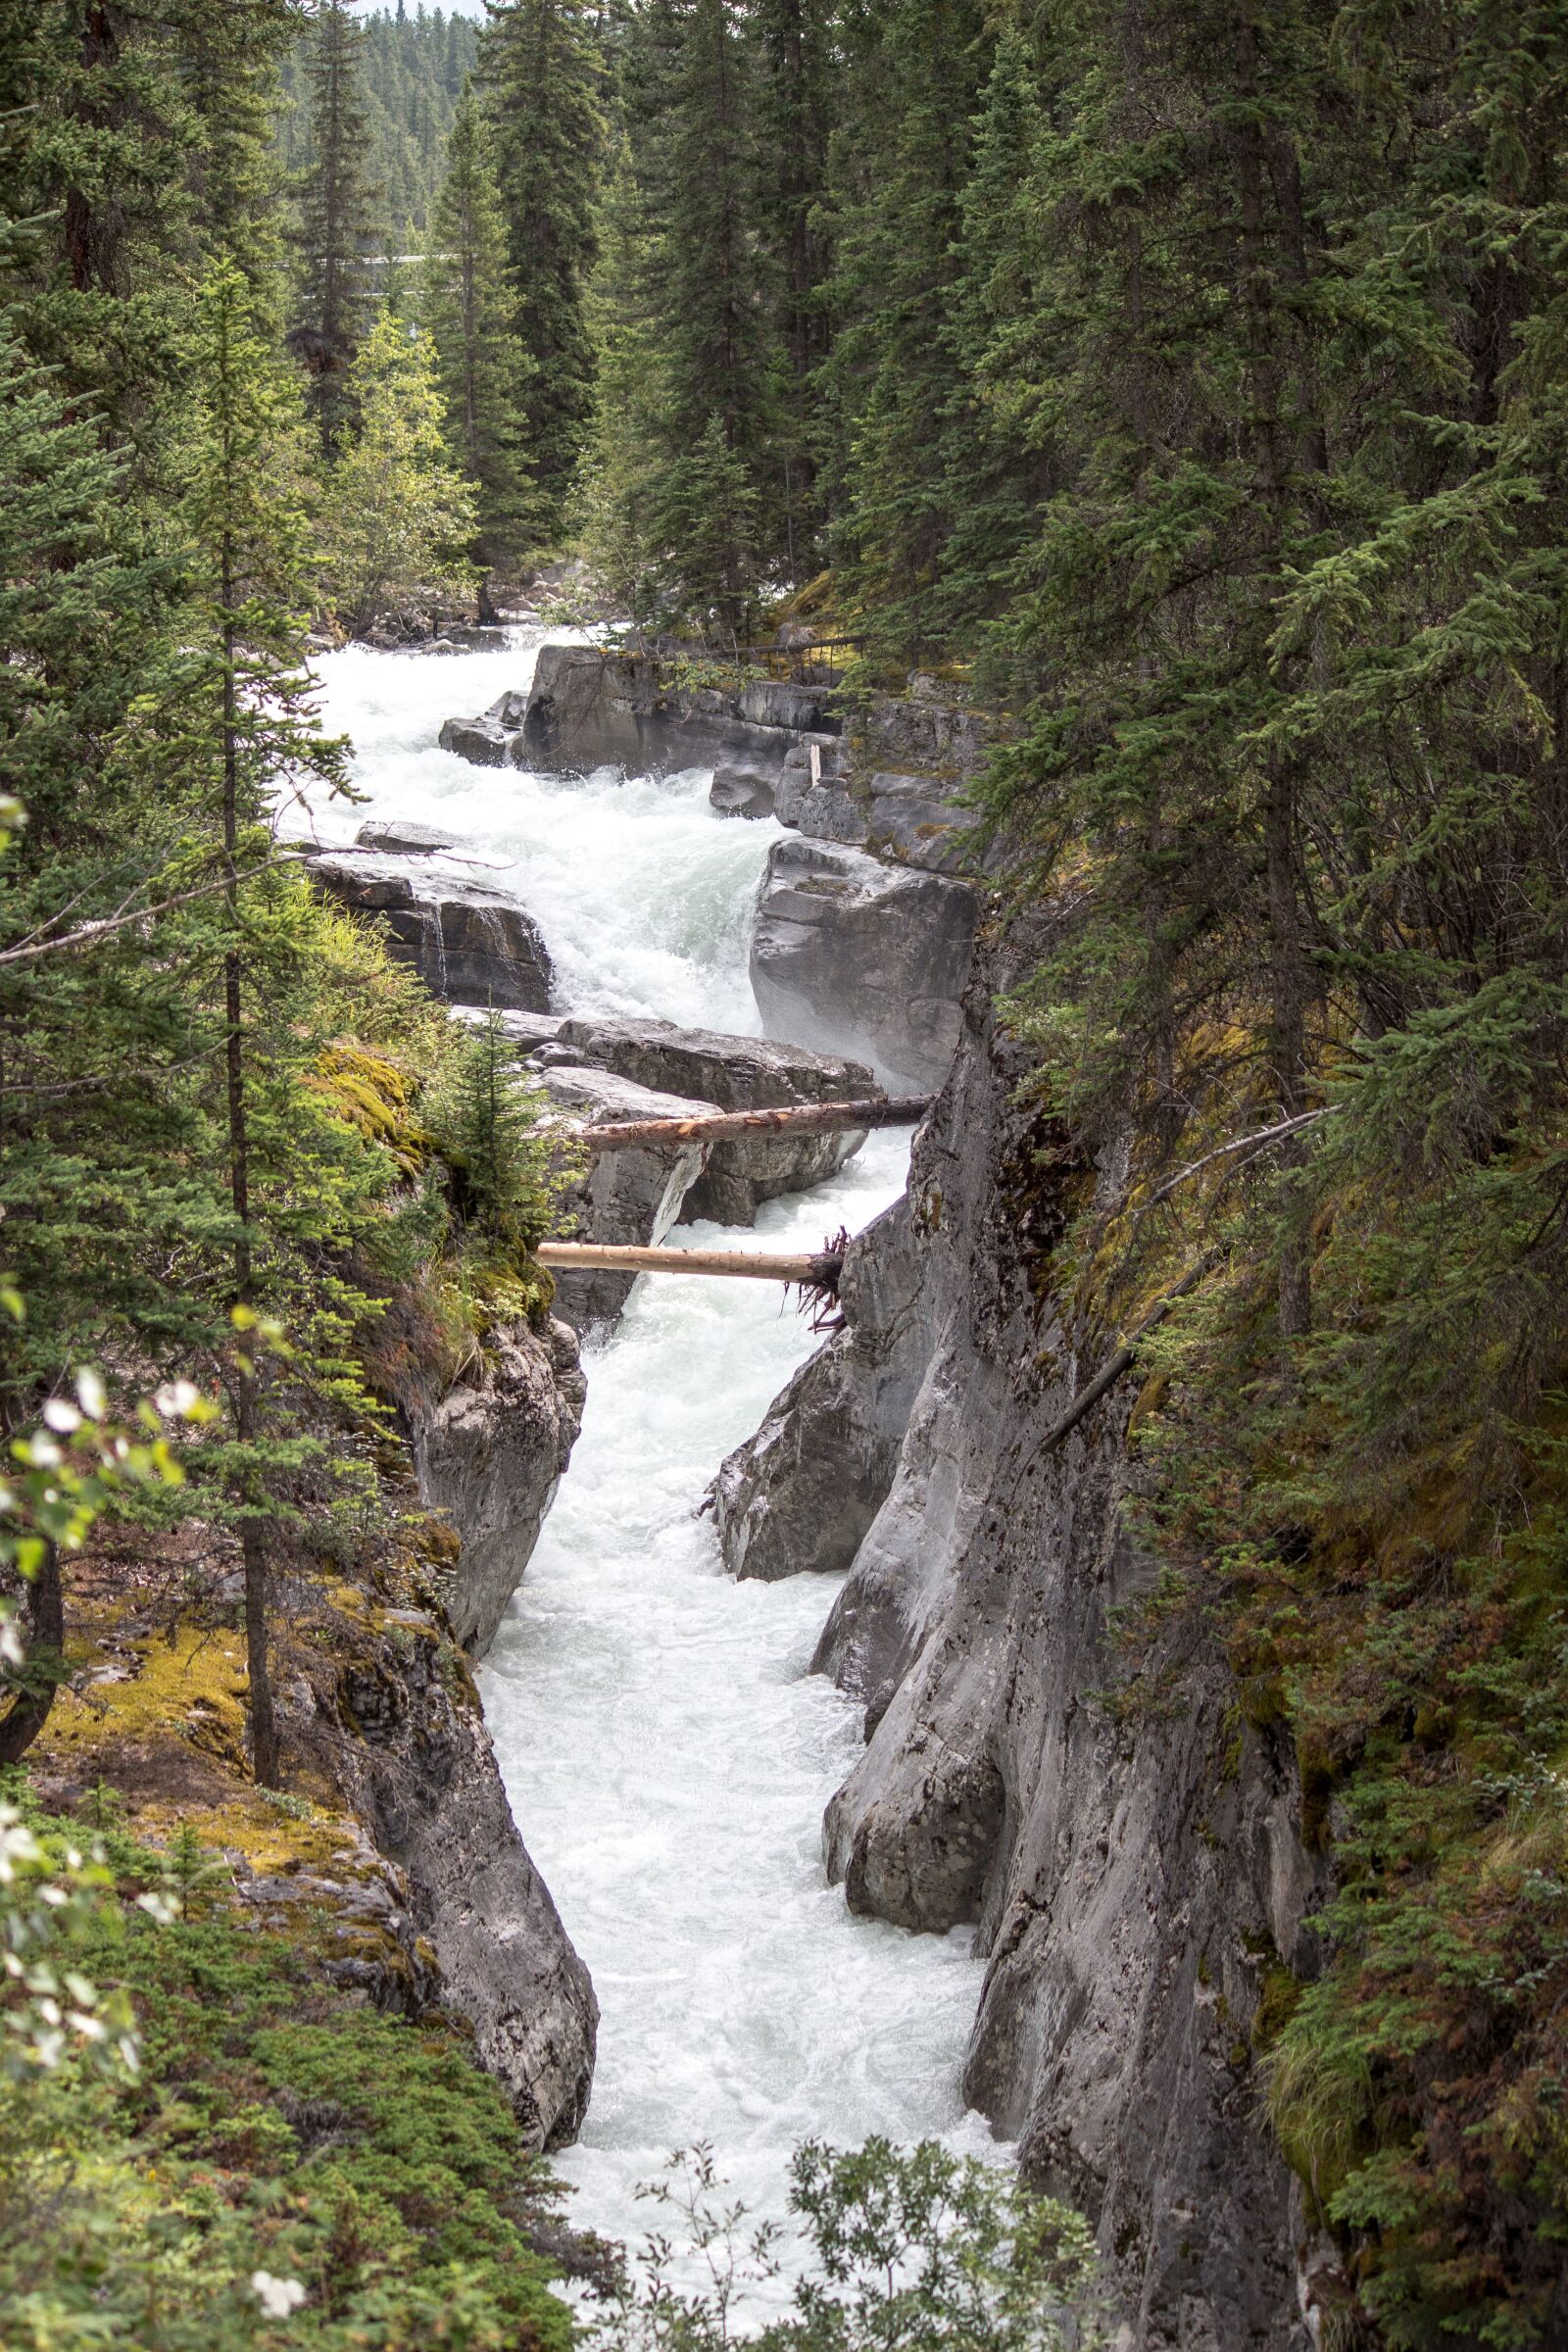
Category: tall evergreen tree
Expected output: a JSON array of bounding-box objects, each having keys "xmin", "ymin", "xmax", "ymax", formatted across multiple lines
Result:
[
  {"xmin": 750, "ymin": 0, "xmax": 835, "ymax": 563},
  {"xmin": 292, "ymin": 0, "xmax": 381, "ymax": 449},
  {"xmin": 422, "ymin": 84, "xmax": 541, "ymax": 580},
  {"xmin": 480, "ymin": 0, "xmax": 607, "ymax": 531},
  {"xmin": 322, "ymin": 310, "xmax": 478, "ymax": 632}
]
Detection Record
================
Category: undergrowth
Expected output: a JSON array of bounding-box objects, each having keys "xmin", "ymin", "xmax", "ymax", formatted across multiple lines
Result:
[{"xmin": 0, "ymin": 1791, "xmax": 574, "ymax": 2352}]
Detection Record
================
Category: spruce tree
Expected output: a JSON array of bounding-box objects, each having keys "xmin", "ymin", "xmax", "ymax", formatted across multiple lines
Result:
[
  {"xmin": 480, "ymin": 0, "xmax": 607, "ymax": 532},
  {"xmin": 322, "ymin": 310, "xmax": 478, "ymax": 634},
  {"xmin": 293, "ymin": 0, "xmax": 381, "ymax": 450},
  {"xmin": 750, "ymin": 0, "xmax": 835, "ymax": 563},
  {"xmin": 422, "ymin": 84, "xmax": 541, "ymax": 582}
]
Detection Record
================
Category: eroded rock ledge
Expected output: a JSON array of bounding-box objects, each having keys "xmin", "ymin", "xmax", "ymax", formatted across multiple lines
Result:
[{"xmin": 718, "ymin": 929, "xmax": 1324, "ymax": 2348}]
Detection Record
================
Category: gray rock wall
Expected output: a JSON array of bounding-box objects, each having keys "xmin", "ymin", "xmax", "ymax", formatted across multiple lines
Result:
[
  {"xmin": 722, "ymin": 936, "xmax": 1321, "ymax": 2346},
  {"xmin": 404, "ymin": 1318, "xmax": 586, "ymax": 1656},
  {"xmin": 751, "ymin": 837, "xmax": 982, "ymax": 1093},
  {"xmin": 329, "ymin": 1618, "xmax": 597, "ymax": 2150},
  {"xmin": 709, "ymin": 1196, "xmax": 930, "ymax": 1582}
]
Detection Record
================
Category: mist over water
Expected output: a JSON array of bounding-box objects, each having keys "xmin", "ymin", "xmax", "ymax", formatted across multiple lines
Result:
[{"xmin": 310, "ymin": 635, "xmax": 992, "ymax": 2287}]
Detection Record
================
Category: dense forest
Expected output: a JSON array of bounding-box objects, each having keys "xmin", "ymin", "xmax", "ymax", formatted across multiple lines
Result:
[{"xmin": 2, "ymin": 2, "xmax": 1567, "ymax": 2347}]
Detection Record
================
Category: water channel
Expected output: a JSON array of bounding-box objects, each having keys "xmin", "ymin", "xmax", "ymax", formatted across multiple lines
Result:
[{"xmin": 310, "ymin": 633, "xmax": 991, "ymax": 2280}]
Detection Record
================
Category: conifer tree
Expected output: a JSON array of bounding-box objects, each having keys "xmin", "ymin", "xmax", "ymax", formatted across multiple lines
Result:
[
  {"xmin": 322, "ymin": 310, "xmax": 478, "ymax": 633},
  {"xmin": 422, "ymin": 84, "xmax": 541, "ymax": 581},
  {"xmin": 480, "ymin": 0, "xmax": 607, "ymax": 531},
  {"xmin": 293, "ymin": 0, "xmax": 381, "ymax": 450},
  {"xmin": 750, "ymin": 0, "xmax": 835, "ymax": 560}
]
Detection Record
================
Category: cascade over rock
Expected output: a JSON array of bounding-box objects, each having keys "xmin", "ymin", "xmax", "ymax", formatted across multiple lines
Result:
[
  {"xmin": 721, "ymin": 927, "xmax": 1324, "ymax": 2346},
  {"xmin": 535, "ymin": 1062, "xmax": 711, "ymax": 1326}
]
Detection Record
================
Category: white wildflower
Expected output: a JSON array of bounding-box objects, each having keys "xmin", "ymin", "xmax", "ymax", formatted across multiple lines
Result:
[{"xmin": 251, "ymin": 2272, "xmax": 308, "ymax": 2319}]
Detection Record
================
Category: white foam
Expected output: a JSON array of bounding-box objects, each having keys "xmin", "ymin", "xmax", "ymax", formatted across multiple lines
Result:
[{"xmin": 306, "ymin": 637, "xmax": 995, "ymax": 2295}]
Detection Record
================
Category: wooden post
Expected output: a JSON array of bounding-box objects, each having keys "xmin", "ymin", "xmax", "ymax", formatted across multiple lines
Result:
[
  {"xmin": 536, "ymin": 1242, "xmax": 844, "ymax": 1287},
  {"xmin": 579, "ymin": 1096, "xmax": 930, "ymax": 1152}
]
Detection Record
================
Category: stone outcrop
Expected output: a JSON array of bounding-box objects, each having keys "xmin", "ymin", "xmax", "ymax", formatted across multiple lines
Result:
[
  {"xmin": 708, "ymin": 1196, "xmax": 928, "ymax": 1581},
  {"xmin": 328, "ymin": 1615, "xmax": 597, "ymax": 2150},
  {"xmin": 547, "ymin": 1013, "xmax": 879, "ymax": 1223},
  {"xmin": 309, "ymin": 852, "xmax": 552, "ymax": 1012},
  {"xmin": 312, "ymin": 1307, "xmax": 596, "ymax": 2149},
  {"xmin": 534, "ymin": 1062, "xmax": 710, "ymax": 1326},
  {"xmin": 720, "ymin": 933, "xmax": 1324, "ymax": 2345},
  {"xmin": 751, "ymin": 837, "xmax": 982, "ymax": 1093},
  {"xmin": 403, "ymin": 1318, "xmax": 586, "ymax": 1656},
  {"xmin": 439, "ymin": 690, "xmax": 529, "ymax": 766},
  {"xmin": 515, "ymin": 645, "xmax": 839, "ymax": 783},
  {"xmin": 355, "ymin": 818, "xmax": 461, "ymax": 856}
]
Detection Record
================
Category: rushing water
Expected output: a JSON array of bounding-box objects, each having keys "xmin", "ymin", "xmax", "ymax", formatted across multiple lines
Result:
[{"xmin": 308, "ymin": 634, "xmax": 991, "ymax": 2284}]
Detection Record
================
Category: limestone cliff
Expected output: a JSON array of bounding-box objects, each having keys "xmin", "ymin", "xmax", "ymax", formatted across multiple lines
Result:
[{"xmin": 721, "ymin": 936, "xmax": 1325, "ymax": 2347}]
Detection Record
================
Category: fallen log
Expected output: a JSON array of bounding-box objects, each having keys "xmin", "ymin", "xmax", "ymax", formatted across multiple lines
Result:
[
  {"xmin": 578, "ymin": 1096, "xmax": 930, "ymax": 1152},
  {"xmin": 536, "ymin": 1241, "xmax": 845, "ymax": 1287}
]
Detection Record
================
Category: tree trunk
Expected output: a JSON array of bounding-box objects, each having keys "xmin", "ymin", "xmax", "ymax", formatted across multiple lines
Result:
[
  {"xmin": 0, "ymin": 1543, "xmax": 65, "ymax": 1767},
  {"xmin": 536, "ymin": 1241, "xmax": 844, "ymax": 1287},
  {"xmin": 579, "ymin": 1095, "xmax": 929, "ymax": 1152},
  {"xmin": 221, "ymin": 589, "xmax": 279, "ymax": 1788}
]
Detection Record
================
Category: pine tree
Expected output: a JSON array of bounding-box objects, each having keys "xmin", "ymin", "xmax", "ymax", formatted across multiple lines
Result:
[
  {"xmin": 293, "ymin": 0, "xmax": 381, "ymax": 450},
  {"xmin": 588, "ymin": 0, "xmax": 783, "ymax": 629},
  {"xmin": 480, "ymin": 0, "xmax": 607, "ymax": 532},
  {"xmin": 422, "ymin": 84, "xmax": 542, "ymax": 581},
  {"xmin": 322, "ymin": 310, "xmax": 478, "ymax": 633}
]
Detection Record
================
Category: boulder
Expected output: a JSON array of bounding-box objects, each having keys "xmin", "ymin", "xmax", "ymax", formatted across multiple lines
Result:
[
  {"xmin": 438, "ymin": 689, "xmax": 529, "ymax": 767},
  {"xmin": 534, "ymin": 1063, "xmax": 710, "ymax": 1327},
  {"xmin": 710, "ymin": 756, "xmax": 780, "ymax": 820},
  {"xmin": 750, "ymin": 837, "xmax": 982, "ymax": 1093},
  {"xmin": 309, "ymin": 853, "xmax": 552, "ymax": 1013},
  {"xmin": 355, "ymin": 818, "xmax": 461, "ymax": 856},
  {"xmin": 862, "ymin": 771, "xmax": 969, "ymax": 872},
  {"xmin": 709, "ymin": 1196, "xmax": 928, "ymax": 1581},
  {"xmin": 517, "ymin": 645, "xmax": 840, "ymax": 782},
  {"xmin": 551, "ymin": 1013, "xmax": 880, "ymax": 1225}
]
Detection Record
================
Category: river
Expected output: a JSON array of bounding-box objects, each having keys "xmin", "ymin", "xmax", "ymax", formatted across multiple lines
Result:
[{"xmin": 309, "ymin": 633, "xmax": 991, "ymax": 2283}]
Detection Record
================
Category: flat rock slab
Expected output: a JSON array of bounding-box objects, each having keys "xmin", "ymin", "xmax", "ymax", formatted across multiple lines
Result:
[
  {"xmin": 309, "ymin": 852, "xmax": 552, "ymax": 1013},
  {"xmin": 750, "ymin": 837, "xmax": 981, "ymax": 1094},
  {"xmin": 355, "ymin": 818, "xmax": 462, "ymax": 856},
  {"xmin": 550, "ymin": 1014, "xmax": 881, "ymax": 1223}
]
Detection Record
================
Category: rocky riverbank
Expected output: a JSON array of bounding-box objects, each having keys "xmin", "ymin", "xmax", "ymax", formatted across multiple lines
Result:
[
  {"xmin": 710, "ymin": 925, "xmax": 1329, "ymax": 2349},
  {"xmin": 436, "ymin": 644, "xmax": 988, "ymax": 1093}
]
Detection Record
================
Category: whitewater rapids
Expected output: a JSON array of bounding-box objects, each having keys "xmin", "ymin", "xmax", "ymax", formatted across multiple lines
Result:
[{"xmin": 309, "ymin": 634, "xmax": 992, "ymax": 2284}]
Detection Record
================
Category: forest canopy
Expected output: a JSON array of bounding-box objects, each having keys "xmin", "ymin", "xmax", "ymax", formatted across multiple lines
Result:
[{"xmin": 2, "ymin": 1, "xmax": 1567, "ymax": 2346}]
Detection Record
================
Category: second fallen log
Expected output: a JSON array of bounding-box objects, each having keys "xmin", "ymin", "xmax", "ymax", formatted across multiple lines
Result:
[
  {"xmin": 535, "ymin": 1242, "xmax": 844, "ymax": 1287},
  {"xmin": 577, "ymin": 1096, "xmax": 930, "ymax": 1152}
]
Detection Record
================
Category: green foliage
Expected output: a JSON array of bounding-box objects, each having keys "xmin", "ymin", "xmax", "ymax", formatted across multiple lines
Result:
[
  {"xmin": 422, "ymin": 84, "xmax": 544, "ymax": 577},
  {"xmin": 594, "ymin": 2139, "xmax": 1108, "ymax": 2352},
  {"xmin": 480, "ymin": 0, "xmax": 608, "ymax": 533},
  {"xmin": 424, "ymin": 1012, "xmax": 561, "ymax": 1252},
  {"xmin": 293, "ymin": 0, "xmax": 383, "ymax": 451},
  {"xmin": 321, "ymin": 309, "xmax": 478, "ymax": 630},
  {"xmin": 277, "ymin": 5, "xmax": 480, "ymax": 252},
  {"xmin": 0, "ymin": 1803, "xmax": 574, "ymax": 2352}
]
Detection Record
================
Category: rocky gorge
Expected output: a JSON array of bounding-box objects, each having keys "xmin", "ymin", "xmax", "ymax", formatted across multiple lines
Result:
[{"xmin": 282, "ymin": 633, "xmax": 1323, "ymax": 2346}]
